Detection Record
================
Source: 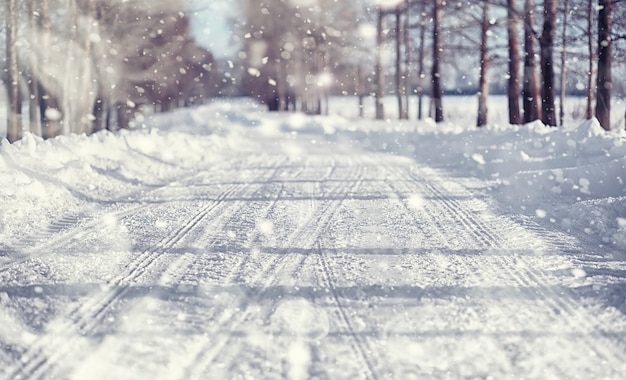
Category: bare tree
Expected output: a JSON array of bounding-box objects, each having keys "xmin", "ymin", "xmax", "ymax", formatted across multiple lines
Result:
[
  {"xmin": 522, "ymin": 0, "xmax": 541, "ymax": 123},
  {"xmin": 539, "ymin": 0, "xmax": 557, "ymax": 126},
  {"xmin": 507, "ymin": 0, "xmax": 522, "ymax": 125},
  {"xmin": 375, "ymin": 6, "xmax": 386, "ymax": 120},
  {"xmin": 403, "ymin": 0, "xmax": 411, "ymax": 119},
  {"xmin": 416, "ymin": 1, "xmax": 427, "ymax": 120},
  {"xmin": 394, "ymin": 3, "xmax": 409, "ymax": 120},
  {"xmin": 477, "ymin": 0, "xmax": 490, "ymax": 127},
  {"xmin": 596, "ymin": 0, "xmax": 613, "ymax": 130},
  {"xmin": 558, "ymin": 1, "xmax": 569, "ymax": 127},
  {"xmin": 38, "ymin": 0, "xmax": 64, "ymax": 139},
  {"xmin": 2, "ymin": 0, "xmax": 216, "ymax": 139},
  {"xmin": 586, "ymin": 0, "xmax": 595, "ymax": 120},
  {"xmin": 26, "ymin": 1, "xmax": 41, "ymax": 136},
  {"xmin": 432, "ymin": 0, "xmax": 444, "ymax": 123},
  {"xmin": 5, "ymin": 0, "xmax": 22, "ymax": 142}
]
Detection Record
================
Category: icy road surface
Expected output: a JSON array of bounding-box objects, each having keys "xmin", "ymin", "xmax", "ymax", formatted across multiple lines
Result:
[{"xmin": 2, "ymin": 111, "xmax": 626, "ymax": 379}]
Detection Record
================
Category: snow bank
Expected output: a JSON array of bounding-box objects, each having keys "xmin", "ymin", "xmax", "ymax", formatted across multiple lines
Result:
[
  {"xmin": 313, "ymin": 113, "xmax": 626, "ymax": 249},
  {"xmin": 0, "ymin": 103, "xmax": 262, "ymax": 248}
]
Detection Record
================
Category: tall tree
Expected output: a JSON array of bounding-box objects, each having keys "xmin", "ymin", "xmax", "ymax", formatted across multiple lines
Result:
[
  {"xmin": 522, "ymin": 0, "xmax": 541, "ymax": 123},
  {"xmin": 375, "ymin": 5, "xmax": 386, "ymax": 120},
  {"xmin": 586, "ymin": 0, "xmax": 595, "ymax": 120},
  {"xmin": 539, "ymin": 0, "xmax": 557, "ymax": 126},
  {"xmin": 5, "ymin": 0, "xmax": 22, "ymax": 142},
  {"xmin": 73, "ymin": 0, "xmax": 99, "ymax": 135},
  {"xmin": 26, "ymin": 1, "xmax": 41, "ymax": 136},
  {"xmin": 403, "ymin": 0, "xmax": 411, "ymax": 120},
  {"xmin": 416, "ymin": 1, "xmax": 427, "ymax": 120},
  {"xmin": 507, "ymin": 0, "xmax": 522, "ymax": 125},
  {"xmin": 395, "ymin": 4, "xmax": 408, "ymax": 120},
  {"xmin": 39, "ymin": 0, "xmax": 64, "ymax": 139},
  {"xmin": 596, "ymin": 0, "xmax": 613, "ymax": 130},
  {"xmin": 432, "ymin": 0, "xmax": 444, "ymax": 123},
  {"xmin": 558, "ymin": 1, "xmax": 569, "ymax": 127},
  {"xmin": 477, "ymin": 0, "xmax": 490, "ymax": 127}
]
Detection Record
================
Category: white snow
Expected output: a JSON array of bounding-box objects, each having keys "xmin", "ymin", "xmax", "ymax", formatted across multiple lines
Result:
[{"xmin": 1, "ymin": 97, "xmax": 626, "ymax": 378}]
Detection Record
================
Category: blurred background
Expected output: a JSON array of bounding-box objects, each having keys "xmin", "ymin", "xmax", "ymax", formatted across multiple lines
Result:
[{"xmin": 1, "ymin": 0, "xmax": 625, "ymax": 141}]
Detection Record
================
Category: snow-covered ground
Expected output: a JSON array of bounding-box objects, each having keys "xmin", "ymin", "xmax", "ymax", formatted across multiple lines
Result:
[{"xmin": 1, "ymin": 98, "xmax": 626, "ymax": 379}]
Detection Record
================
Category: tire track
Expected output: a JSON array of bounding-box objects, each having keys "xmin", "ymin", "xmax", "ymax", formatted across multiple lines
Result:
[
  {"xmin": 60, "ymin": 164, "xmax": 297, "ymax": 380},
  {"xmin": 6, "ymin": 158, "xmax": 287, "ymax": 380},
  {"xmin": 180, "ymin": 160, "xmax": 345, "ymax": 379},
  {"xmin": 315, "ymin": 242, "xmax": 379, "ymax": 380},
  {"xmin": 180, "ymin": 158, "xmax": 375, "ymax": 379},
  {"xmin": 394, "ymin": 163, "xmax": 626, "ymax": 373},
  {"xmin": 0, "ymin": 188, "xmax": 202, "ymax": 274},
  {"xmin": 310, "ymin": 157, "xmax": 380, "ymax": 380},
  {"xmin": 0, "ymin": 155, "xmax": 285, "ymax": 275},
  {"xmin": 219, "ymin": 161, "xmax": 316, "ymax": 286},
  {"xmin": 418, "ymin": 173, "xmax": 626, "ymax": 369}
]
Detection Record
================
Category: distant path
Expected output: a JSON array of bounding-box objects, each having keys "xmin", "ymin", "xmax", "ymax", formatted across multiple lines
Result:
[{"xmin": 2, "ymin": 124, "xmax": 626, "ymax": 379}]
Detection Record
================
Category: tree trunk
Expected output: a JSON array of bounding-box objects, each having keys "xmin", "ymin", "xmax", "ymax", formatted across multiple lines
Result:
[
  {"xmin": 507, "ymin": 0, "xmax": 522, "ymax": 125},
  {"xmin": 540, "ymin": 0, "xmax": 557, "ymax": 127},
  {"xmin": 417, "ymin": 5, "xmax": 426, "ymax": 120},
  {"xmin": 93, "ymin": 96, "xmax": 107, "ymax": 133},
  {"xmin": 558, "ymin": 1, "xmax": 568, "ymax": 127},
  {"xmin": 80, "ymin": 0, "xmax": 98, "ymax": 135},
  {"xmin": 395, "ymin": 6, "xmax": 407, "ymax": 120},
  {"xmin": 375, "ymin": 7, "xmax": 385, "ymax": 120},
  {"xmin": 116, "ymin": 102, "xmax": 131, "ymax": 130},
  {"xmin": 432, "ymin": 0, "xmax": 444, "ymax": 123},
  {"xmin": 5, "ymin": 0, "xmax": 22, "ymax": 142},
  {"xmin": 40, "ymin": 0, "xmax": 64, "ymax": 139},
  {"xmin": 586, "ymin": 0, "xmax": 595, "ymax": 120},
  {"xmin": 596, "ymin": 0, "xmax": 612, "ymax": 131},
  {"xmin": 27, "ymin": 1, "xmax": 41, "ymax": 136},
  {"xmin": 522, "ymin": 0, "xmax": 541, "ymax": 123},
  {"xmin": 404, "ymin": 0, "xmax": 411, "ymax": 119},
  {"xmin": 477, "ymin": 1, "xmax": 489, "ymax": 127},
  {"xmin": 357, "ymin": 64, "xmax": 365, "ymax": 118}
]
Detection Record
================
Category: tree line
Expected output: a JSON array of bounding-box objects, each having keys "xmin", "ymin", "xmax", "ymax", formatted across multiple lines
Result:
[
  {"xmin": 236, "ymin": 0, "xmax": 625, "ymax": 130},
  {"xmin": 3, "ymin": 0, "xmax": 624, "ymax": 143},
  {"xmin": 2, "ymin": 0, "xmax": 220, "ymax": 143}
]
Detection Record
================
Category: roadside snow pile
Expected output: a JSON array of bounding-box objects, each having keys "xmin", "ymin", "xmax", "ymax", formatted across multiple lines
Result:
[
  {"xmin": 0, "ymin": 110, "xmax": 258, "ymax": 248},
  {"xmin": 461, "ymin": 118, "xmax": 626, "ymax": 249},
  {"xmin": 313, "ymin": 114, "xmax": 626, "ymax": 249}
]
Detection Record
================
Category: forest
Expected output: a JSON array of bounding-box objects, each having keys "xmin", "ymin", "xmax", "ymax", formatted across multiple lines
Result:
[{"xmin": 2, "ymin": 0, "xmax": 626, "ymax": 143}]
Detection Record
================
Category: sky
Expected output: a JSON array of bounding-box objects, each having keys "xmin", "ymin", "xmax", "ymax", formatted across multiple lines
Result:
[{"xmin": 187, "ymin": 0, "xmax": 239, "ymax": 58}]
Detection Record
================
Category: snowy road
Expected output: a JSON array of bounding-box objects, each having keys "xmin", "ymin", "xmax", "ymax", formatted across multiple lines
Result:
[{"xmin": 2, "ymin": 107, "xmax": 626, "ymax": 379}]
